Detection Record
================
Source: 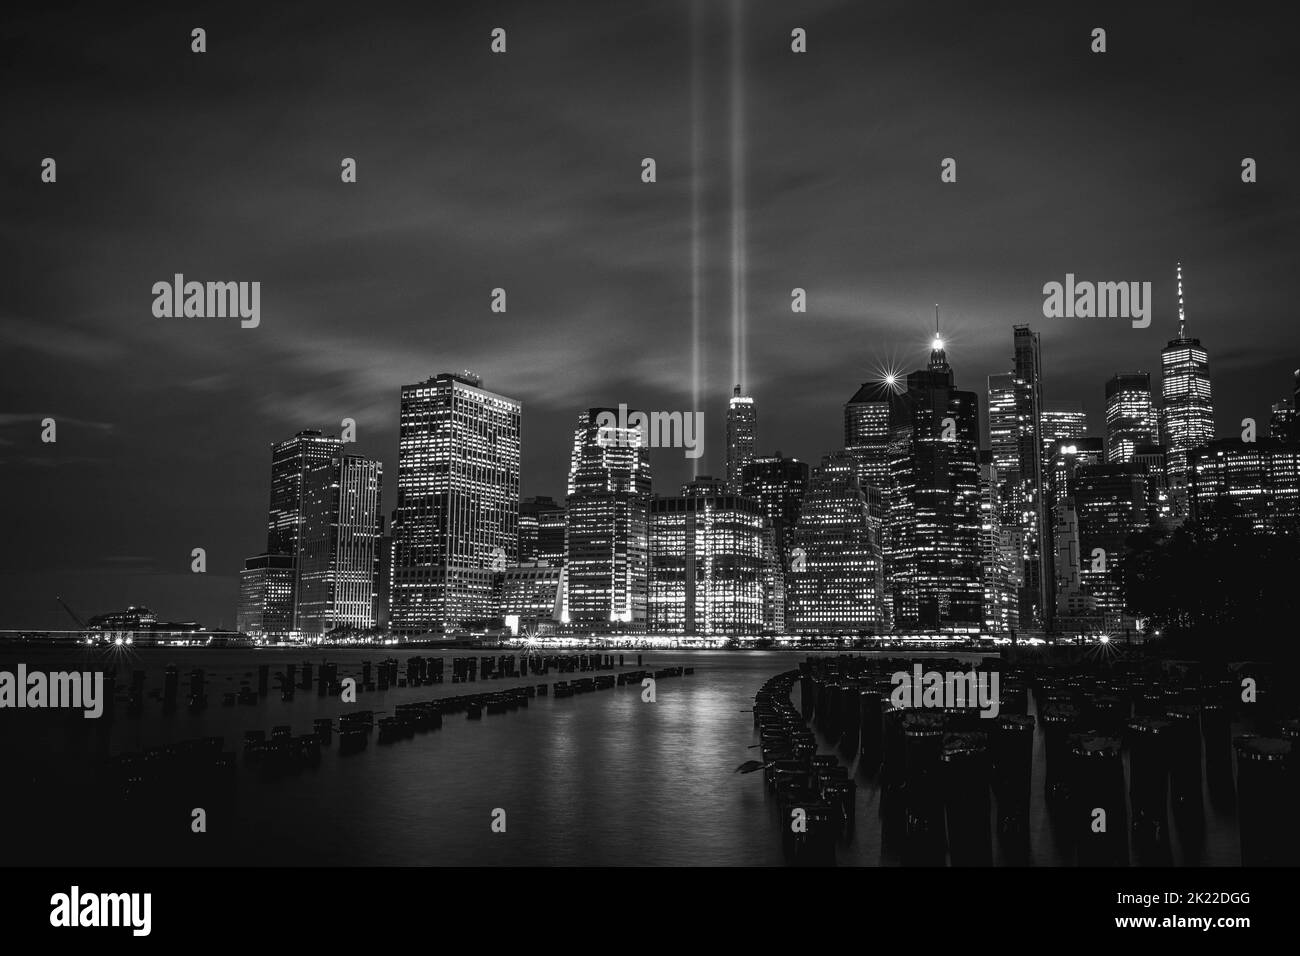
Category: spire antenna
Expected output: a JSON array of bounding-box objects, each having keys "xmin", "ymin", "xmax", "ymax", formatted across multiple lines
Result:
[{"xmin": 1176, "ymin": 262, "xmax": 1186, "ymax": 338}]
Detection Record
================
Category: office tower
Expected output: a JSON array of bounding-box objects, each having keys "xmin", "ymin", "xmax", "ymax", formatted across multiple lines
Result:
[
  {"xmin": 986, "ymin": 373, "xmax": 1022, "ymax": 525},
  {"xmin": 1073, "ymin": 463, "xmax": 1150, "ymax": 622},
  {"xmin": 787, "ymin": 452, "xmax": 886, "ymax": 636},
  {"xmin": 1048, "ymin": 436, "xmax": 1105, "ymax": 504},
  {"xmin": 979, "ymin": 460, "xmax": 1018, "ymax": 634},
  {"xmin": 296, "ymin": 455, "xmax": 383, "ymax": 638},
  {"xmin": 391, "ymin": 372, "xmax": 521, "ymax": 636},
  {"xmin": 561, "ymin": 408, "xmax": 652, "ymax": 629},
  {"xmin": 266, "ymin": 430, "xmax": 344, "ymax": 556},
  {"xmin": 1159, "ymin": 264, "xmax": 1215, "ymax": 508},
  {"xmin": 725, "ymin": 385, "xmax": 756, "ymax": 492},
  {"xmin": 844, "ymin": 380, "xmax": 894, "ymax": 491},
  {"xmin": 1014, "ymin": 325, "xmax": 1053, "ymax": 630},
  {"xmin": 375, "ymin": 513, "xmax": 394, "ymax": 632},
  {"xmin": 499, "ymin": 562, "xmax": 563, "ymax": 634},
  {"xmin": 758, "ymin": 519, "xmax": 785, "ymax": 635},
  {"xmin": 1105, "ymin": 373, "xmax": 1158, "ymax": 464},
  {"xmin": 1051, "ymin": 499, "xmax": 1094, "ymax": 622},
  {"xmin": 739, "ymin": 455, "xmax": 809, "ymax": 564},
  {"xmin": 648, "ymin": 483, "xmax": 765, "ymax": 635},
  {"xmin": 886, "ymin": 332, "xmax": 983, "ymax": 632},
  {"xmin": 1190, "ymin": 437, "xmax": 1300, "ymax": 535},
  {"xmin": 236, "ymin": 553, "xmax": 295, "ymax": 638},
  {"xmin": 1270, "ymin": 399, "xmax": 1296, "ymax": 440},
  {"xmin": 1132, "ymin": 444, "xmax": 1169, "ymax": 491},
  {"xmin": 519, "ymin": 495, "xmax": 566, "ymax": 565},
  {"xmin": 1040, "ymin": 404, "xmax": 1088, "ymax": 471}
]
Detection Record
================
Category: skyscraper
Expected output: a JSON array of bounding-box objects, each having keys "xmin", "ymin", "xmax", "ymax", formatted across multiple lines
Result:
[
  {"xmin": 519, "ymin": 495, "xmax": 566, "ymax": 566},
  {"xmin": 739, "ymin": 455, "xmax": 809, "ymax": 564},
  {"xmin": 1073, "ymin": 463, "xmax": 1150, "ymax": 623},
  {"xmin": 391, "ymin": 372, "xmax": 521, "ymax": 636},
  {"xmin": 844, "ymin": 380, "xmax": 894, "ymax": 492},
  {"xmin": 1159, "ymin": 264, "xmax": 1214, "ymax": 508},
  {"xmin": 236, "ymin": 553, "xmax": 295, "ymax": 638},
  {"xmin": 297, "ymin": 455, "xmax": 384, "ymax": 638},
  {"xmin": 787, "ymin": 452, "xmax": 886, "ymax": 636},
  {"xmin": 648, "ymin": 481, "xmax": 765, "ymax": 635},
  {"xmin": 1040, "ymin": 405, "xmax": 1089, "ymax": 472},
  {"xmin": 725, "ymin": 385, "xmax": 756, "ymax": 492},
  {"xmin": 886, "ymin": 330, "xmax": 983, "ymax": 632},
  {"xmin": 266, "ymin": 430, "xmax": 344, "ymax": 557},
  {"xmin": 561, "ymin": 408, "xmax": 652, "ymax": 629},
  {"xmin": 979, "ymin": 459, "xmax": 1018, "ymax": 634},
  {"xmin": 1105, "ymin": 373, "xmax": 1158, "ymax": 464}
]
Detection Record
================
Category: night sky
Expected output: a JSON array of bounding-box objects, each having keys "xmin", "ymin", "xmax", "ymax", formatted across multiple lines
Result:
[{"xmin": 3, "ymin": 1, "xmax": 1298, "ymax": 629}]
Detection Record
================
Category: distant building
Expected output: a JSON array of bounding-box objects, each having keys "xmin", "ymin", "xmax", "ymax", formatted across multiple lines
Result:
[
  {"xmin": 391, "ymin": 372, "xmax": 521, "ymax": 635},
  {"xmin": 1105, "ymin": 373, "xmax": 1158, "ymax": 465},
  {"xmin": 561, "ymin": 408, "xmax": 652, "ymax": 629},
  {"xmin": 499, "ymin": 562, "xmax": 563, "ymax": 634},
  {"xmin": 787, "ymin": 452, "xmax": 887, "ymax": 636},
  {"xmin": 725, "ymin": 386, "xmax": 757, "ymax": 492},
  {"xmin": 1073, "ymin": 463, "xmax": 1150, "ymax": 623},
  {"xmin": 648, "ymin": 484, "xmax": 765, "ymax": 635},
  {"xmin": 237, "ymin": 553, "xmax": 295, "ymax": 637},
  {"xmin": 1159, "ymin": 264, "xmax": 1215, "ymax": 509},
  {"xmin": 296, "ymin": 455, "xmax": 383, "ymax": 638},
  {"xmin": 267, "ymin": 430, "xmax": 343, "ymax": 557},
  {"xmin": 979, "ymin": 461, "xmax": 1018, "ymax": 635},
  {"xmin": 1048, "ymin": 436, "xmax": 1105, "ymax": 504},
  {"xmin": 739, "ymin": 455, "xmax": 809, "ymax": 564},
  {"xmin": 519, "ymin": 495, "xmax": 566, "ymax": 565},
  {"xmin": 887, "ymin": 334, "xmax": 983, "ymax": 632},
  {"xmin": 844, "ymin": 380, "xmax": 893, "ymax": 492},
  {"xmin": 1189, "ymin": 437, "xmax": 1300, "ymax": 535}
]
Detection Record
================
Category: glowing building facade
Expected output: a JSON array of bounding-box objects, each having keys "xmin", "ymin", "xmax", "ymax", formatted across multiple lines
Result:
[
  {"xmin": 1073, "ymin": 463, "xmax": 1150, "ymax": 622},
  {"xmin": 561, "ymin": 408, "xmax": 652, "ymax": 629},
  {"xmin": 297, "ymin": 455, "xmax": 384, "ymax": 637},
  {"xmin": 1105, "ymin": 373, "xmax": 1158, "ymax": 465},
  {"xmin": 888, "ymin": 337, "xmax": 983, "ymax": 631},
  {"xmin": 1189, "ymin": 438, "xmax": 1300, "ymax": 535},
  {"xmin": 1160, "ymin": 266, "xmax": 1214, "ymax": 510},
  {"xmin": 648, "ymin": 484, "xmax": 765, "ymax": 635},
  {"xmin": 787, "ymin": 452, "xmax": 886, "ymax": 636},
  {"xmin": 391, "ymin": 372, "xmax": 521, "ymax": 635},
  {"xmin": 725, "ymin": 386, "xmax": 756, "ymax": 492},
  {"xmin": 739, "ymin": 455, "xmax": 809, "ymax": 564}
]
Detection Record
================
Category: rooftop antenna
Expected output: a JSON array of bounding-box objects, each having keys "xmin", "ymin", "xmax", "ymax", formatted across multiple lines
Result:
[{"xmin": 1176, "ymin": 262, "xmax": 1186, "ymax": 338}]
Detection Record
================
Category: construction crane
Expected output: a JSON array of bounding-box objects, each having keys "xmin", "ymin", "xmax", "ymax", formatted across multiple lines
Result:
[{"xmin": 55, "ymin": 595, "xmax": 86, "ymax": 629}]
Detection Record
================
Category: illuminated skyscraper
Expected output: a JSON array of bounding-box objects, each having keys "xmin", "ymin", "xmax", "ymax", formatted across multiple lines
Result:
[
  {"xmin": 987, "ymin": 327, "xmax": 1052, "ymax": 629},
  {"xmin": 266, "ymin": 429, "xmax": 343, "ymax": 556},
  {"xmin": 887, "ymin": 331, "xmax": 983, "ymax": 632},
  {"xmin": 648, "ymin": 482, "xmax": 765, "ymax": 635},
  {"xmin": 1105, "ymin": 373, "xmax": 1158, "ymax": 464},
  {"xmin": 1159, "ymin": 264, "xmax": 1214, "ymax": 508},
  {"xmin": 725, "ymin": 385, "xmax": 756, "ymax": 492},
  {"xmin": 1040, "ymin": 405, "xmax": 1088, "ymax": 473},
  {"xmin": 391, "ymin": 372, "xmax": 521, "ymax": 636},
  {"xmin": 844, "ymin": 380, "xmax": 894, "ymax": 492},
  {"xmin": 1048, "ymin": 436, "xmax": 1105, "ymax": 504},
  {"xmin": 979, "ymin": 460, "xmax": 1018, "ymax": 634},
  {"xmin": 561, "ymin": 408, "xmax": 652, "ymax": 629},
  {"xmin": 739, "ymin": 455, "xmax": 809, "ymax": 564},
  {"xmin": 297, "ymin": 455, "xmax": 384, "ymax": 638},
  {"xmin": 787, "ymin": 452, "xmax": 886, "ymax": 636},
  {"xmin": 237, "ymin": 553, "xmax": 295, "ymax": 638}
]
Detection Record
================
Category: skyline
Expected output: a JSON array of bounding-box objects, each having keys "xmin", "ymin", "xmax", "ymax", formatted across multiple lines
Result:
[{"xmin": 5, "ymin": 0, "xmax": 1300, "ymax": 629}]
